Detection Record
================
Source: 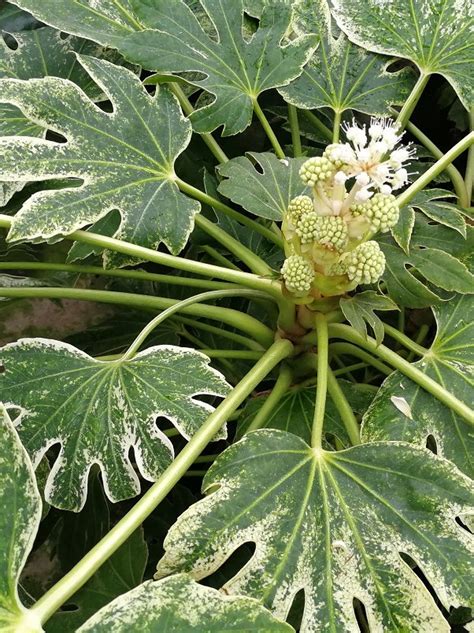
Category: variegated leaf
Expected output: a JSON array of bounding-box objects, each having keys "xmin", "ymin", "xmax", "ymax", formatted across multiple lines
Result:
[
  {"xmin": 0, "ymin": 55, "xmax": 200, "ymax": 265},
  {"xmin": 0, "ymin": 338, "xmax": 229, "ymax": 510},
  {"xmin": 156, "ymin": 429, "xmax": 474, "ymax": 632}
]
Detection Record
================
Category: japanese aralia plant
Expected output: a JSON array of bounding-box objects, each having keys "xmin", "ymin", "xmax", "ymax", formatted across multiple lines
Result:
[{"xmin": 0, "ymin": 0, "xmax": 473, "ymax": 631}]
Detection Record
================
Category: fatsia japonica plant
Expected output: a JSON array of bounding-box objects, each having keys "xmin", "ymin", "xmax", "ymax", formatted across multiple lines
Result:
[{"xmin": 0, "ymin": 0, "xmax": 473, "ymax": 630}]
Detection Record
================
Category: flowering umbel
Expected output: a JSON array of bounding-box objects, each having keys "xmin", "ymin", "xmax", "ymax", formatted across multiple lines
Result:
[{"xmin": 281, "ymin": 118, "xmax": 413, "ymax": 299}]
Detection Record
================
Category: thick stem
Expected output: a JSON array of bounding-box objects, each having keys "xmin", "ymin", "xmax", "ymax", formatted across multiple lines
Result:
[
  {"xmin": 404, "ymin": 120, "xmax": 469, "ymax": 206},
  {"xmin": 288, "ymin": 105, "xmax": 302, "ymax": 157},
  {"xmin": 326, "ymin": 369, "xmax": 360, "ymax": 445},
  {"xmin": 396, "ymin": 72, "xmax": 430, "ymax": 129},
  {"xmin": 329, "ymin": 343, "xmax": 393, "ymax": 376},
  {"xmin": 396, "ymin": 132, "xmax": 474, "ymax": 208},
  {"xmin": 301, "ymin": 110, "xmax": 333, "ymax": 142},
  {"xmin": 169, "ymin": 83, "xmax": 229, "ymax": 165},
  {"xmin": 28, "ymin": 339, "xmax": 293, "ymax": 625},
  {"xmin": 332, "ymin": 110, "xmax": 341, "ymax": 143},
  {"xmin": 0, "ymin": 215, "xmax": 282, "ymax": 297},
  {"xmin": 202, "ymin": 245, "xmax": 242, "ymax": 270},
  {"xmin": 195, "ymin": 214, "xmax": 272, "ymax": 276},
  {"xmin": 465, "ymin": 107, "xmax": 474, "ymax": 206},
  {"xmin": 329, "ymin": 324, "xmax": 474, "ymax": 425},
  {"xmin": 383, "ymin": 323, "xmax": 428, "ymax": 357},
  {"xmin": 175, "ymin": 180, "xmax": 283, "ymax": 248},
  {"xmin": 253, "ymin": 98, "xmax": 286, "ymax": 159},
  {"xmin": 122, "ymin": 289, "xmax": 268, "ymax": 360},
  {"xmin": 312, "ymin": 313, "xmax": 329, "ymax": 448},
  {"xmin": 245, "ymin": 365, "xmax": 293, "ymax": 433},
  {"xmin": 176, "ymin": 316, "xmax": 263, "ymax": 350},
  {"xmin": 0, "ymin": 261, "xmax": 239, "ymax": 291},
  {"xmin": 0, "ymin": 287, "xmax": 274, "ymax": 346}
]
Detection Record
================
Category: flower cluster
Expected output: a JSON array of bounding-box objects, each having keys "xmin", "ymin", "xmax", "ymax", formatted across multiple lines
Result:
[{"xmin": 281, "ymin": 118, "xmax": 412, "ymax": 298}]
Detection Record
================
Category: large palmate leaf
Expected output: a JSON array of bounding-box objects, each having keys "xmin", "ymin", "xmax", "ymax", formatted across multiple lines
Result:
[
  {"xmin": 340, "ymin": 291, "xmax": 398, "ymax": 345},
  {"xmin": 237, "ymin": 379, "xmax": 374, "ymax": 446},
  {"xmin": 79, "ymin": 574, "xmax": 293, "ymax": 632},
  {"xmin": 331, "ymin": 0, "xmax": 474, "ymax": 109},
  {"xmin": 0, "ymin": 406, "xmax": 42, "ymax": 632},
  {"xmin": 0, "ymin": 338, "xmax": 229, "ymax": 510},
  {"xmin": 378, "ymin": 215, "xmax": 474, "ymax": 308},
  {"xmin": 282, "ymin": 0, "xmax": 415, "ymax": 115},
  {"xmin": 119, "ymin": 0, "xmax": 316, "ymax": 136},
  {"xmin": 0, "ymin": 1, "xmax": 37, "ymax": 32},
  {"xmin": 363, "ymin": 295, "xmax": 474, "ymax": 480},
  {"xmin": 156, "ymin": 429, "xmax": 474, "ymax": 631},
  {"xmin": 0, "ymin": 54, "xmax": 200, "ymax": 264},
  {"xmin": 217, "ymin": 153, "xmax": 309, "ymax": 221}
]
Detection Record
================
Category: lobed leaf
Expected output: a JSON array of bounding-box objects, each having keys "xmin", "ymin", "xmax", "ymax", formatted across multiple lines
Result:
[
  {"xmin": 340, "ymin": 290, "xmax": 399, "ymax": 345},
  {"xmin": 363, "ymin": 294, "xmax": 474, "ymax": 480},
  {"xmin": 0, "ymin": 338, "xmax": 229, "ymax": 511},
  {"xmin": 0, "ymin": 55, "xmax": 200, "ymax": 265},
  {"xmin": 78, "ymin": 574, "xmax": 293, "ymax": 632},
  {"xmin": 156, "ymin": 429, "xmax": 474, "ymax": 631},
  {"xmin": 0, "ymin": 406, "xmax": 42, "ymax": 632},
  {"xmin": 330, "ymin": 0, "xmax": 474, "ymax": 109},
  {"xmin": 119, "ymin": 0, "xmax": 317, "ymax": 135}
]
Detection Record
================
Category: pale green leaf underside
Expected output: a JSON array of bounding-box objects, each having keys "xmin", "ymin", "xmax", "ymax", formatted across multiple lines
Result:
[
  {"xmin": 340, "ymin": 290, "xmax": 398, "ymax": 345},
  {"xmin": 119, "ymin": 0, "xmax": 316, "ymax": 135},
  {"xmin": 363, "ymin": 294, "xmax": 474, "ymax": 480},
  {"xmin": 282, "ymin": 0, "xmax": 415, "ymax": 115},
  {"xmin": 217, "ymin": 153, "xmax": 309, "ymax": 221},
  {"xmin": 331, "ymin": 0, "xmax": 474, "ymax": 109},
  {"xmin": 0, "ymin": 406, "xmax": 42, "ymax": 632},
  {"xmin": 79, "ymin": 574, "xmax": 293, "ymax": 632},
  {"xmin": 156, "ymin": 430, "xmax": 474, "ymax": 632},
  {"xmin": 379, "ymin": 216, "xmax": 474, "ymax": 308},
  {"xmin": 236, "ymin": 379, "xmax": 374, "ymax": 446},
  {"xmin": 0, "ymin": 55, "xmax": 200, "ymax": 265},
  {"xmin": 0, "ymin": 338, "xmax": 229, "ymax": 511}
]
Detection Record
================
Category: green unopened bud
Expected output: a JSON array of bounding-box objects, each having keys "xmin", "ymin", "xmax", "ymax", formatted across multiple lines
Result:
[
  {"xmin": 299, "ymin": 156, "xmax": 334, "ymax": 186},
  {"xmin": 335, "ymin": 241, "xmax": 385, "ymax": 285},
  {"xmin": 281, "ymin": 255, "xmax": 314, "ymax": 295},
  {"xmin": 296, "ymin": 214, "xmax": 348, "ymax": 252},
  {"xmin": 287, "ymin": 195, "xmax": 314, "ymax": 224},
  {"xmin": 351, "ymin": 193, "xmax": 399, "ymax": 233}
]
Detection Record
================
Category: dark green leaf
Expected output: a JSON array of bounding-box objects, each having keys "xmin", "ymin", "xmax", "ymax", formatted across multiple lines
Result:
[
  {"xmin": 78, "ymin": 574, "xmax": 293, "ymax": 632},
  {"xmin": 120, "ymin": 0, "xmax": 316, "ymax": 135},
  {"xmin": 0, "ymin": 55, "xmax": 200, "ymax": 264},
  {"xmin": 340, "ymin": 291, "xmax": 398, "ymax": 345},
  {"xmin": 156, "ymin": 430, "xmax": 474, "ymax": 631},
  {"xmin": 0, "ymin": 338, "xmax": 229, "ymax": 510},
  {"xmin": 404, "ymin": 189, "xmax": 467, "ymax": 237},
  {"xmin": 363, "ymin": 294, "xmax": 474, "ymax": 479}
]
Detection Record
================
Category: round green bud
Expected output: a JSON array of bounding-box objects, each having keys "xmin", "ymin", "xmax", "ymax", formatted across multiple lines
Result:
[
  {"xmin": 287, "ymin": 195, "xmax": 314, "ymax": 224},
  {"xmin": 335, "ymin": 241, "xmax": 385, "ymax": 285},
  {"xmin": 281, "ymin": 255, "xmax": 315, "ymax": 295},
  {"xmin": 351, "ymin": 193, "xmax": 399, "ymax": 233},
  {"xmin": 299, "ymin": 156, "xmax": 334, "ymax": 186},
  {"xmin": 296, "ymin": 214, "xmax": 348, "ymax": 252}
]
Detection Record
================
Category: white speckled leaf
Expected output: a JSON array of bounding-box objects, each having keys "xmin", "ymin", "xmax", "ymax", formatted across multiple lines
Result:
[
  {"xmin": 78, "ymin": 574, "xmax": 293, "ymax": 632},
  {"xmin": 363, "ymin": 294, "xmax": 474, "ymax": 479},
  {"xmin": 217, "ymin": 153, "xmax": 309, "ymax": 221},
  {"xmin": 330, "ymin": 0, "xmax": 474, "ymax": 110},
  {"xmin": 0, "ymin": 27, "xmax": 127, "ymax": 208},
  {"xmin": 119, "ymin": 0, "xmax": 316, "ymax": 136},
  {"xmin": 6, "ymin": 0, "xmax": 145, "ymax": 48},
  {"xmin": 0, "ymin": 406, "xmax": 42, "ymax": 632},
  {"xmin": 0, "ymin": 338, "xmax": 229, "ymax": 511},
  {"xmin": 340, "ymin": 291, "xmax": 398, "ymax": 345},
  {"xmin": 404, "ymin": 189, "xmax": 467, "ymax": 237},
  {"xmin": 156, "ymin": 429, "xmax": 474, "ymax": 631},
  {"xmin": 0, "ymin": 54, "xmax": 200, "ymax": 265},
  {"xmin": 281, "ymin": 0, "xmax": 415, "ymax": 115},
  {"xmin": 236, "ymin": 379, "xmax": 374, "ymax": 446}
]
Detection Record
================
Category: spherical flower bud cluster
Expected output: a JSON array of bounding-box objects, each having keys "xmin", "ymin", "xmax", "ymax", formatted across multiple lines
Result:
[
  {"xmin": 336, "ymin": 241, "xmax": 386, "ymax": 285},
  {"xmin": 287, "ymin": 195, "xmax": 314, "ymax": 224},
  {"xmin": 281, "ymin": 255, "xmax": 315, "ymax": 295},
  {"xmin": 351, "ymin": 193, "xmax": 399, "ymax": 233},
  {"xmin": 296, "ymin": 214, "xmax": 348, "ymax": 252},
  {"xmin": 299, "ymin": 156, "xmax": 334, "ymax": 186}
]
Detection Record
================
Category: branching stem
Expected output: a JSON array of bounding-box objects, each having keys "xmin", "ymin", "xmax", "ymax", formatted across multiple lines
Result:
[
  {"xmin": 396, "ymin": 72, "xmax": 429, "ymax": 128},
  {"xmin": 288, "ymin": 105, "xmax": 302, "ymax": 157},
  {"xmin": 311, "ymin": 313, "xmax": 329, "ymax": 448},
  {"xmin": 245, "ymin": 365, "xmax": 293, "ymax": 433},
  {"xmin": 326, "ymin": 369, "xmax": 360, "ymax": 445},
  {"xmin": 383, "ymin": 323, "xmax": 428, "ymax": 357},
  {"xmin": 252, "ymin": 98, "xmax": 286, "ymax": 159}
]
